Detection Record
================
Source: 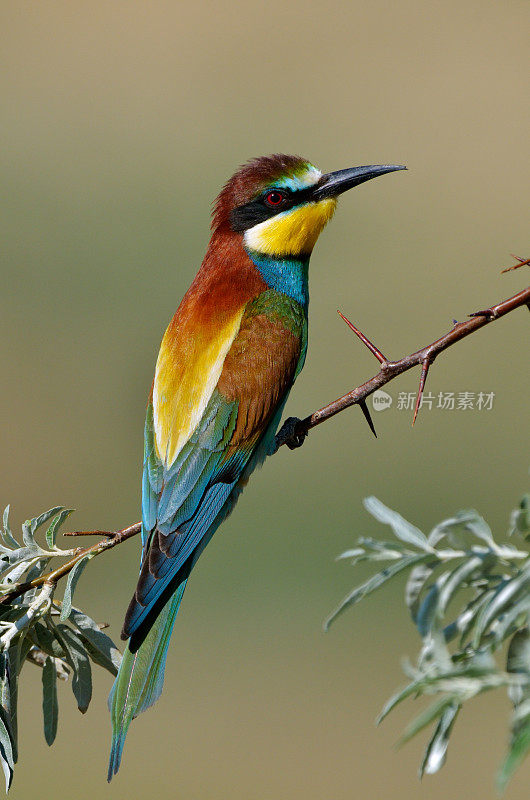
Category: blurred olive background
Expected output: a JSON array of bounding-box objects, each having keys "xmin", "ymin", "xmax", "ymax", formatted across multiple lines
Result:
[{"xmin": 1, "ymin": 1, "xmax": 529, "ymax": 798}]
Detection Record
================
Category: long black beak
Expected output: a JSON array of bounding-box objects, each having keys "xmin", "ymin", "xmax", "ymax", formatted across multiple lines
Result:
[{"xmin": 313, "ymin": 164, "xmax": 406, "ymax": 200}]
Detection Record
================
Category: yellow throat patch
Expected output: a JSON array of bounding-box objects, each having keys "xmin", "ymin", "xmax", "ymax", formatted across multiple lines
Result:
[{"xmin": 244, "ymin": 198, "xmax": 337, "ymax": 258}]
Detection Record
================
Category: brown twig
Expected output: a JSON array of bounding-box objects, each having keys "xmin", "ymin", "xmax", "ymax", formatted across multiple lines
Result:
[{"xmin": 1, "ymin": 260, "xmax": 527, "ymax": 605}]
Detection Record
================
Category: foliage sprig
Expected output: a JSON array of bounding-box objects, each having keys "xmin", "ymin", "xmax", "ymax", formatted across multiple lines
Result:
[
  {"xmin": 0, "ymin": 507, "xmax": 122, "ymax": 791},
  {"xmin": 326, "ymin": 489, "xmax": 530, "ymax": 790}
]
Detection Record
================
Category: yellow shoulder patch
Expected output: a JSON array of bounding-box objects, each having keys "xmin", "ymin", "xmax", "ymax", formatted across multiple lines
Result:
[{"xmin": 152, "ymin": 308, "xmax": 245, "ymax": 467}]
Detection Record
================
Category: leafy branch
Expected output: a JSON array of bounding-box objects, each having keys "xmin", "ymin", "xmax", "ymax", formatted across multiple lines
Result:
[
  {"xmin": 0, "ymin": 507, "xmax": 123, "ymax": 791},
  {"xmin": 0, "ymin": 521, "xmax": 140, "ymax": 608},
  {"xmin": 326, "ymin": 485, "xmax": 530, "ymax": 790}
]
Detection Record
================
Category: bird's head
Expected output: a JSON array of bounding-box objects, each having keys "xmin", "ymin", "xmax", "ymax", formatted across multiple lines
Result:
[{"xmin": 213, "ymin": 154, "xmax": 405, "ymax": 259}]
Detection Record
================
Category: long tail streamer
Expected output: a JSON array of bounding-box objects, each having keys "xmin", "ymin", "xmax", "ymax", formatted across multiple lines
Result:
[{"xmin": 107, "ymin": 582, "xmax": 187, "ymax": 781}]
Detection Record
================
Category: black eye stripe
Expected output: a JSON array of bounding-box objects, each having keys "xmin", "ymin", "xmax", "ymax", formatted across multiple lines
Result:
[{"xmin": 230, "ymin": 184, "xmax": 319, "ymax": 232}]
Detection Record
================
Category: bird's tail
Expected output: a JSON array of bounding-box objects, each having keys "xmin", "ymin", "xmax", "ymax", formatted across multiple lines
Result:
[{"xmin": 107, "ymin": 581, "xmax": 187, "ymax": 781}]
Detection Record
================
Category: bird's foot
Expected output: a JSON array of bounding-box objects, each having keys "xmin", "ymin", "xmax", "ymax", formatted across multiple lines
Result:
[{"xmin": 272, "ymin": 417, "xmax": 308, "ymax": 454}]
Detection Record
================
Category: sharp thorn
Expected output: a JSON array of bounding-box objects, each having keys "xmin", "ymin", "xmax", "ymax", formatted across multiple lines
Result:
[
  {"xmin": 412, "ymin": 358, "xmax": 431, "ymax": 426},
  {"xmin": 337, "ymin": 310, "xmax": 387, "ymax": 364},
  {"xmin": 468, "ymin": 309, "xmax": 495, "ymax": 319},
  {"xmin": 359, "ymin": 399, "xmax": 377, "ymax": 438},
  {"xmin": 501, "ymin": 255, "xmax": 530, "ymax": 273}
]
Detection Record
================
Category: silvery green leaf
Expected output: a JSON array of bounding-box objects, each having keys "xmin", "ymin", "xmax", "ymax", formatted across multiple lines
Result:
[
  {"xmin": 498, "ymin": 713, "xmax": 530, "ymax": 791},
  {"xmin": 379, "ymin": 661, "xmax": 497, "ymax": 727},
  {"xmin": 473, "ymin": 569, "xmax": 530, "ymax": 647},
  {"xmin": 46, "ymin": 508, "xmax": 74, "ymax": 550},
  {"xmin": 418, "ymin": 627, "xmax": 452, "ymax": 673},
  {"xmin": 511, "ymin": 698, "xmax": 530, "ymax": 728},
  {"xmin": 406, "ymin": 560, "xmax": 439, "ymax": 623},
  {"xmin": 430, "ymin": 511, "xmax": 490, "ymax": 551},
  {"xmin": 493, "ymin": 598, "xmax": 530, "ymax": 645},
  {"xmin": 336, "ymin": 548, "xmax": 366, "ymax": 561},
  {"xmin": 399, "ymin": 695, "xmax": 459, "ymax": 745},
  {"xmin": 0, "ymin": 633, "xmax": 31, "ymax": 770},
  {"xmin": 358, "ymin": 537, "xmax": 408, "ymax": 554},
  {"xmin": 363, "ymin": 497, "xmax": 431, "ymax": 551},
  {"xmin": 21, "ymin": 521, "xmax": 36, "ymax": 548},
  {"xmin": 458, "ymin": 589, "xmax": 495, "ymax": 647},
  {"xmin": 24, "ymin": 557, "xmax": 51, "ymax": 584},
  {"xmin": 42, "ymin": 657, "xmax": 58, "ymax": 746},
  {"xmin": 1, "ymin": 559, "xmax": 35, "ymax": 586},
  {"xmin": 455, "ymin": 510, "xmax": 495, "ymax": 548},
  {"xmin": 506, "ymin": 628, "xmax": 530, "ymax": 706},
  {"xmin": 5, "ymin": 652, "xmax": 18, "ymax": 765},
  {"xmin": 435, "ymin": 513, "xmax": 476, "ymax": 548},
  {"xmin": 416, "ymin": 583, "xmax": 441, "ymax": 637},
  {"xmin": 69, "ymin": 608, "xmax": 121, "ymax": 675},
  {"xmin": 467, "ymin": 648, "xmax": 497, "ymax": 673},
  {"xmin": 1, "ymin": 507, "xmax": 18, "ymax": 550},
  {"xmin": 4, "ymin": 633, "xmax": 32, "ymax": 766},
  {"xmin": 359, "ymin": 551, "xmax": 405, "ymax": 562},
  {"xmin": 60, "ymin": 555, "xmax": 92, "ymax": 622},
  {"xmin": 1, "ymin": 547, "xmax": 40, "ymax": 569},
  {"xmin": 30, "ymin": 622, "xmax": 67, "ymax": 661},
  {"xmin": 0, "ymin": 656, "xmax": 11, "ymax": 734},
  {"xmin": 378, "ymin": 678, "xmax": 425, "ymax": 724},
  {"xmin": 341, "ymin": 551, "xmax": 405, "ymax": 566},
  {"xmin": 0, "ymin": 603, "xmax": 25, "ymax": 621},
  {"xmin": 449, "ymin": 658, "xmax": 498, "ymax": 682},
  {"xmin": 437, "ymin": 556, "xmax": 485, "ymax": 616},
  {"xmin": 0, "ymin": 712, "xmax": 14, "ymax": 792},
  {"xmin": 56, "ymin": 625, "xmax": 92, "ymax": 713},
  {"xmin": 509, "ymin": 494, "xmax": 530, "ymax": 540},
  {"xmin": 442, "ymin": 620, "xmax": 459, "ymax": 643},
  {"xmin": 324, "ymin": 553, "xmax": 431, "ymax": 631},
  {"xmin": 11, "ymin": 631, "xmax": 33, "ymax": 680},
  {"xmin": 336, "ymin": 554, "xmax": 372, "ymax": 569},
  {"xmin": 29, "ymin": 507, "xmax": 64, "ymax": 537},
  {"xmin": 427, "ymin": 518, "xmax": 452, "ymax": 548},
  {"xmin": 419, "ymin": 701, "xmax": 460, "ymax": 777}
]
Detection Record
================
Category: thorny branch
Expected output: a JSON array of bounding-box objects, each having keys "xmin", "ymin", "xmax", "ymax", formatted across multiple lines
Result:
[
  {"xmin": 0, "ymin": 258, "xmax": 527, "ymax": 606},
  {"xmin": 277, "ymin": 262, "xmax": 529, "ymax": 443}
]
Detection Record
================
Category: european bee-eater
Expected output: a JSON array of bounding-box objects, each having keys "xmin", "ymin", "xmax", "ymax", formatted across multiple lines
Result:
[{"xmin": 108, "ymin": 154, "xmax": 405, "ymax": 778}]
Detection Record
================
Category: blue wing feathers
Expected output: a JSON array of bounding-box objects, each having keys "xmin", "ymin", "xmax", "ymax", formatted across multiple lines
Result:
[
  {"xmin": 122, "ymin": 389, "xmax": 247, "ymax": 640},
  {"xmin": 126, "ymin": 479, "xmax": 237, "ymax": 636}
]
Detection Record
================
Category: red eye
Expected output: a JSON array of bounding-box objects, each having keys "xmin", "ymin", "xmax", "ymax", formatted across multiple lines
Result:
[{"xmin": 264, "ymin": 190, "xmax": 286, "ymax": 207}]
